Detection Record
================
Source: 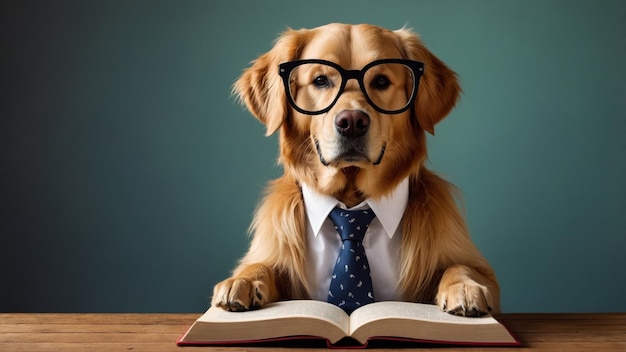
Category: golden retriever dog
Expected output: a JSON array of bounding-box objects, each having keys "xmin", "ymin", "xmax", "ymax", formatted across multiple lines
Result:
[{"xmin": 212, "ymin": 23, "xmax": 500, "ymax": 316}]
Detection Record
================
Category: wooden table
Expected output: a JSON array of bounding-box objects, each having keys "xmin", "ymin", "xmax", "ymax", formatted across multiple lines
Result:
[{"xmin": 1, "ymin": 313, "xmax": 625, "ymax": 351}]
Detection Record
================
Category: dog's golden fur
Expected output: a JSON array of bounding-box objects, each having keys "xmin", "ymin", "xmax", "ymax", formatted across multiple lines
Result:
[{"xmin": 212, "ymin": 23, "xmax": 500, "ymax": 316}]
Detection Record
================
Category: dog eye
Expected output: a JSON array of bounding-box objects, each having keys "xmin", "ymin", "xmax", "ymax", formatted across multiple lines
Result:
[
  {"xmin": 313, "ymin": 75, "xmax": 331, "ymax": 88},
  {"xmin": 371, "ymin": 75, "xmax": 391, "ymax": 90}
]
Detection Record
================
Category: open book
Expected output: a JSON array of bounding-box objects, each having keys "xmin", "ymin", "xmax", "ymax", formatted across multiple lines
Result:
[{"xmin": 177, "ymin": 300, "xmax": 519, "ymax": 348}]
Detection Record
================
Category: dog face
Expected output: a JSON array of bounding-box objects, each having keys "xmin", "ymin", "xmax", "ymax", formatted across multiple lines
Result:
[{"xmin": 235, "ymin": 23, "xmax": 460, "ymax": 204}]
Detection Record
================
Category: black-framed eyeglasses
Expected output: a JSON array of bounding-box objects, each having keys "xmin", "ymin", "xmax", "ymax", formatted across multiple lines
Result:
[{"xmin": 279, "ymin": 59, "xmax": 424, "ymax": 115}]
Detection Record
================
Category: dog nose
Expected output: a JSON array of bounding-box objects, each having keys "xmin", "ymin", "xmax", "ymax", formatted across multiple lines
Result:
[{"xmin": 335, "ymin": 110, "xmax": 370, "ymax": 138}]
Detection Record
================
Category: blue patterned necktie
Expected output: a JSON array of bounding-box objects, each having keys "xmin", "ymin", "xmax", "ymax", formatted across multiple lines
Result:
[{"xmin": 327, "ymin": 207, "xmax": 376, "ymax": 314}]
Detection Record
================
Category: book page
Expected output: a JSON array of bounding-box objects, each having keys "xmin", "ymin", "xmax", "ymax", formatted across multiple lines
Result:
[
  {"xmin": 199, "ymin": 300, "xmax": 350, "ymax": 330},
  {"xmin": 348, "ymin": 302, "xmax": 515, "ymax": 345},
  {"xmin": 349, "ymin": 301, "xmax": 498, "ymax": 330},
  {"xmin": 186, "ymin": 300, "xmax": 351, "ymax": 344}
]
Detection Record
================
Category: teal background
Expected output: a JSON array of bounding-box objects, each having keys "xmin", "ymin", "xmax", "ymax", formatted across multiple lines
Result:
[{"xmin": 1, "ymin": 0, "xmax": 624, "ymax": 313}]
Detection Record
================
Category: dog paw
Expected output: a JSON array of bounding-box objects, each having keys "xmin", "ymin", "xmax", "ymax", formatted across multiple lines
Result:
[
  {"xmin": 436, "ymin": 266, "xmax": 492, "ymax": 317},
  {"xmin": 212, "ymin": 277, "xmax": 270, "ymax": 311},
  {"xmin": 436, "ymin": 280, "xmax": 491, "ymax": 317},
  {"xmin": 211, "ymin": 264, "xmax": 277, "ymax": 311}
]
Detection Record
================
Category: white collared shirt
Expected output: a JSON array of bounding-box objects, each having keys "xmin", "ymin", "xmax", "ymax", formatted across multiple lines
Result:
[{"xmin": 302, "ymin": 178, "xmax": 409, "ymax": 302}]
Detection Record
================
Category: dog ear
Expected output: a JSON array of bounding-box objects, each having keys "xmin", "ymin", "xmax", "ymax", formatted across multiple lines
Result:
[
  {"xmin": 233, "ymin": 29, "xmax": 306, "ymax": 136},
  {"xmin": 393, "ymin": 28, "xmax": 461, "ymax": 135}
]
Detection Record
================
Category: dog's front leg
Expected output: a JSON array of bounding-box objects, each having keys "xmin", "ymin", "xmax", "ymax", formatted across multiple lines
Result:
[
  {"xmin": 436, "ymin": 264, "xmax": 498, "ymax": 316},
  {"xmin": 211, "ymin": 263, "xmax": 279, "ymax": 311}
]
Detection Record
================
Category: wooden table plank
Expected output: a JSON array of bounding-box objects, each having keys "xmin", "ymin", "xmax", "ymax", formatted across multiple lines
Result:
[
  {"xmin": 0, "ymin": 313, "xmax": 199, "ymax": 325},
  {"xmin": 1, "ymin": 313, "xmax": 624, "ymax": 352}
]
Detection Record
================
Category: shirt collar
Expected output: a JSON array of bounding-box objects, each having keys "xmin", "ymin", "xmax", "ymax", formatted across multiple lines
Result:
[{"xmin": 301, "ymin": 177, "xmax": 409, "ymax": 239}]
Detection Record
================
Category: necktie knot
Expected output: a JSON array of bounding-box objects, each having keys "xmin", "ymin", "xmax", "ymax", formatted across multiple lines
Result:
[{"xmin": 328, "ymin": 207, "xmax": 376, "ymax": 242}]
